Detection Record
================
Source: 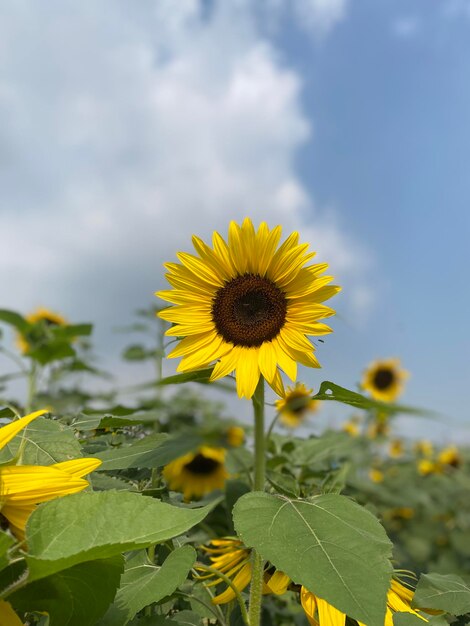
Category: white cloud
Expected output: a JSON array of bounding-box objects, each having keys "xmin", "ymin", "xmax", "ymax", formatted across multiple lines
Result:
[
  {"xmin": 261, "ymin": 0, "xmax": 348, "ymax": 37},
  {"xmin": 0, "ymin": 0, "xmax": 369, "ymax": 347}
]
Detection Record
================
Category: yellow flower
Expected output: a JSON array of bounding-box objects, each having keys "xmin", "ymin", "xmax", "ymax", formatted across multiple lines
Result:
[
  {"xmin": 16, "ymin": 307, "xmax": 68, "ymax": 353},
  {"xmin": 342, "ymin": 419, "xmax": 360, "ymax": 437},
  {"xmin": 196, "ymin": 538, "xmax": 289, "ymax": 604},
  {"xmin": 301, "ymin": 579, "xmax": 426, "ymax": 626},
  {"xmin": 198, "ymin": 539, "xmax": 426, "ymax": 626},
  {"xmin": 417, "ymin": 459, "xmax": 439, "ymax": 476},
  {"xmin": 437, "ymin": 445, "xmax": 460, "ymax": 468},
  {"xmin": 369, "ymin": 468, "xmax": 384, "ymax": 483},
  {"xmin": 226, "ymin": 426, "xmax": 245, "ymax": 447},
  {"xmin": 361, "ymin": 359, "xmax": 409, "ymax": 403},
  {"xmin": 0, "ymin": 410, "xmax": 102, "ymax": 540},
  {"xmin": 389, "ymin": 439, "xmax": 404, "ymax": 459},
  {"xmin": 157, "ymin": 218, "xmax": 340, "ymax": 399},
  {"xmin": 163, "ymin": 446, "xmax": 228, "ymax": 501},
  {"xmin": 275, "ymin": 383, "xmax": 320, "ymax": 428},
  {"xmin": 414, "ymin": 440, "xmax": 433, "ymax": 458},
  {"xmin": 0, "ymin": 599, "xmax": 23, "ymax": 625}
]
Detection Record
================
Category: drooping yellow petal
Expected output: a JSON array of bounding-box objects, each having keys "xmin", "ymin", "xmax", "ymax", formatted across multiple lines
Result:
[
  {"xmin": 316, "ymin": 596, "xmax": 347, "ymax": 626},
  {"xmin": 0, "ymin": 465, "xmax": 89, "ymax": 504},
  {"xmin": 0, "ymin": 410, "xmax": 47, "ymax": 451},
  {"xmin": 235, "ymin": 348, "xmax": 260, "ymax": 399},
  {"xmin": 212, "ymin": 562, "xmax": 252, "ymax": 604}
]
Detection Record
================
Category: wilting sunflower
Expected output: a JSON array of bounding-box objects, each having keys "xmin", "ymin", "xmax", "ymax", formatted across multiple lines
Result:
[
  {"xmin": 196, "ymin": 538, "xmax": 289, "ymax": 604},
  {"xmin": 300, "ymin": 578, "xmax": 426, "ymax": 626},
  {"xmin": 0, "ymin": 410, "xmax": 101, "ymax": 539},
  {"xmin": 275, "ymin": 383, "xmax": 319, "ymax": 428},
  {"xmin": 361, "ymin": 358, "xmax": 409, "ymax": 403},
  {"xmin": 157, "ymin": 218, "xmax": 340, "ymax": 399},
  {"xmin": 197, "ymin": 538, "xmax": 427, "ymax": 626},
  {"xmin": 17, "ymin": 306, "xmax": 68, "ymax": 353},
  {"xmin": 163, "ymin": 446, "xmax": 228, "ymax": 501}
]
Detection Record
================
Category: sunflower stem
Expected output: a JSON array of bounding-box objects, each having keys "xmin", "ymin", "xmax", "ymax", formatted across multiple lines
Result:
[
  {"xmin": 26, "ymin": 361, "xmax": 37, "ymax": 413},
  {"xmin": 248, "ymin": 375, "xmax": 266, "ymax": 626}
]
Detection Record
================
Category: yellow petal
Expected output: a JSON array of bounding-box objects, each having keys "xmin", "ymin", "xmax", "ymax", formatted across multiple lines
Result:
[
  {"xmin": 52, "ymin": 457, "xmax": 102, "ymax": 477},
  {"xmin": 235, "ymin": 348, "xmax": 260, "ymax": 399},
  {"xmin": 0, "ymin": 599, "xmax": 24, "ymax": 626},
  {"xmin": 0, "ymin": 409, "xmax": 47, "ymax": 451},
  {"xmin": 316, "ymin": 596, "xmax": 346, "ymax": 626},
  {"xmin": 212, "ymin": 562, "xmax": 252, "ymax": 605}
]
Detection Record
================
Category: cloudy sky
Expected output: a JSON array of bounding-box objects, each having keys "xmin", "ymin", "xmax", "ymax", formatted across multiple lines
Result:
[{"xmin": 1, "ymin": 0, "xmax": 469, "ymax": 435}]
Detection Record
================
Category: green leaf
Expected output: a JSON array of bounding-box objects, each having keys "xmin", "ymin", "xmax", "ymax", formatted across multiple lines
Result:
[
  {"xmin": 25, "ymin": 491, "xmax": 215, "ymax": 581},
  {"xmin": 157, "ymin": 368, "xmax": 215, "ymax": 386},
  {"xmin": 172, "ymin": 611, "xmax": 202, "ymax": 625},
  {"xmin": 314, "ymin": 381, "xmax": 427, "ymax": 416},
  {"xmin": 9, "ymin": 556, "xmax": 123, "ymax": 626},
  {"xmin": 414, "ymin": 573, "xmax": 470, "ymax": 615},
  {"xmin": 0, "ymin": 416, "xmax": 82, "ymax": 465},
  {"xmin": 95, "ymin": 432, "xmax": 203, "ymax": 470},
  {"xmin": 294, "ymin": 431, "xmax": 358, "ymax": 466},
  {"xmin": 0, "ymin": 309, "xmax": 29, "ymax": 332},
  {"xmin": 233, "ymin": 492, "xmax": 393, "ymax": 626},
  {"xmin": 27, "ymin": 341, "xmax": 76, "ymax": 364},
  {"xmin": 101, "ymin": 546, "xmax": 196, "ymax": 625}
]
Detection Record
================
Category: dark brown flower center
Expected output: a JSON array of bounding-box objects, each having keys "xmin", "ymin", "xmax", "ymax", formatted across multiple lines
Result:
[
  {"xmin": 372, "ymin": 367, "xmax": 395, "ymax": 390},
  {"xmin": 286, "ymin": 392, "xmax": 310, "ymax": 415},
  {"xmin": 184, "ymin": 454, "xmax": 220, "ymax": 476},
  {"xmin": 211, "ymin": 274, "xmax": 287, "ymax": 347}
]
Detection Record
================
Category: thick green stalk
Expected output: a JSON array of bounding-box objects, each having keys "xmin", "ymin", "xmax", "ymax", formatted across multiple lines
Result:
[
  {"xmin": 26, "ymin": 361, "xmax": 37, "ymax": 414},
  {"xmin": 248, "ymin": 376, "xmax": 266, "ymax": 626}
]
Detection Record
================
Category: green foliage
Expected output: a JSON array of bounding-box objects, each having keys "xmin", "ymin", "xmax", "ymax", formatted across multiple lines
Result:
[
  {"xmin": 414, "ymin": 573, "xmax": 470, "ymax": 615},
  {"xmin": 25, "ymin": 491, "xmax": 215, "ymax": 580},
  {"xmin": 10, "ymin": 556, "xmax": 123, "ymax": 626},
  {"xmin": 101, "ymin": 547, "xmax": 196, "ymax": 625},
  {"xmin": 233, "ymin": 491, "xmax": 393, "ymax": 626}
]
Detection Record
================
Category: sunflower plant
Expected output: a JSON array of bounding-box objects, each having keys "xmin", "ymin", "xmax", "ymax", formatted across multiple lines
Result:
[{"xmin": 0, "ymin": 219, "xmax": 468, "ymax": 626}]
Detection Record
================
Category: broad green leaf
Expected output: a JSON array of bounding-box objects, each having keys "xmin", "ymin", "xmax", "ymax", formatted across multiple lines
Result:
[
  {"xmin": 314, "ymin": 381, "xmax": 427, "ymax": 416},
  {"xmin": 172, "ymin": 611, "xmax": 202, "ymax": 625},
  {"xmin": 100, "ymin": 546, "xmax": 196, "ymax": 625},
  {"xmin": 0, "ymin": 309, "xmax": 29, "ymax": 332},
  {"xmin": 95, "ymin": 433, "xmax": 203, "ymax": 470},
  {"xmin": 128, "ymin": 618, "xmax": 178, "ymax": 625},
  {"xmin": 393, "ymin": 613, "xmax": 428, "ymax": 626},
  {"xmin": 9, "ymin": 556, "xmax": 123, "ymax": 626},
  {"xmin": 27, "ymin": 341, "xmax": 76, "ymax": 364},
  {"xmin": 233, "ymin": 492, "xmax": 393, "ymax": 626},
  {"xmin": 25, "ymin": 491, "xmax": 215, "ymax": 580},
  {"xmin": 0, "ymin": 416, "xmax": 82, "ymax": 465},
  {"xmin": 413, "ymin": 573, "xmax": 470, "ymax": 615}
]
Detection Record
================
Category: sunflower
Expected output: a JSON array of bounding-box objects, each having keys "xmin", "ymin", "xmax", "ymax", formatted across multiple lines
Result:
[
  {"xmin": 388, "ymin": 439, "xmax": 404, "ymax": 459},
  {"xmin": 17, "ymin": 306, "xmax": 68, "ymax": 353},
  {"xmin": 197, "ymin": 538, "xmax": 427, "ymax": 626},
  {"xmin": 437, "ymin": 445, "xmax": 461, "ymax": 468},
  {"xmin": 196, "ymin": 538, "xmax": 290, "ymax": 604},
  {"xmin": 300, "ymin": 578, "xmax": 426, "ymax": 626},
  {"xmin": 413, "ymin": 440, "xmax": 433, "ymax": 458},
  {"xmin": 156, "ymin": 218, "xmax": 340, "ymax": 399},
  {"xmin": 163, "ymin": 446, "xmax": 228, "ymax": 501},
  {"xmin": 0, "ymin": 410, "xmax": 102, "ymax": 540},
  {"xmin": 342, "ymin": 418, "xmax": 360, "ymax": 437},
  {"xmin": 361, "ymin": 359, "xmax": 409, "ymax": 403},
  {"xmin": 225, "ymin": 426, "xmax": 245, "ymax": 447},
  {"xmin": 275, "ymin": 383, "xmax": 319, "ymax": 428}
]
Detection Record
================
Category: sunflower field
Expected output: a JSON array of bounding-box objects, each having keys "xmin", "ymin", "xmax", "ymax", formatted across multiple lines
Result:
[{"xmin": 0, "ymin": 219, "xmax": 469, "ymax": 626}]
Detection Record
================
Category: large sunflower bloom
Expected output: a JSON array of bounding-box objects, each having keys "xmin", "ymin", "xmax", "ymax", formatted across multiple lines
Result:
[
  {"xmin": 163, "ymin": 446, "xmax": 228, "ymax": 501},
  {"xmin": 361, "ymin": 359, "xmax": 409, "ymax": 403},
  {"xmin": 0, "ymin": 410, "xmax": 101, "ymax": 539},
  {"xmin": 157, "ymin": 218, "xmax": 340, "ymax": 399},
  {"xmin": 275, "ymin": 382, "xmax": 320, "ymax": 428}
]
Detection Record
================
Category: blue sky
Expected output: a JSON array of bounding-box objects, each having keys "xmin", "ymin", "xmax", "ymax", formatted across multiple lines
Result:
[{"xmin": 0, "ymin": 0, "xmax": 468, "ymax": 434}]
